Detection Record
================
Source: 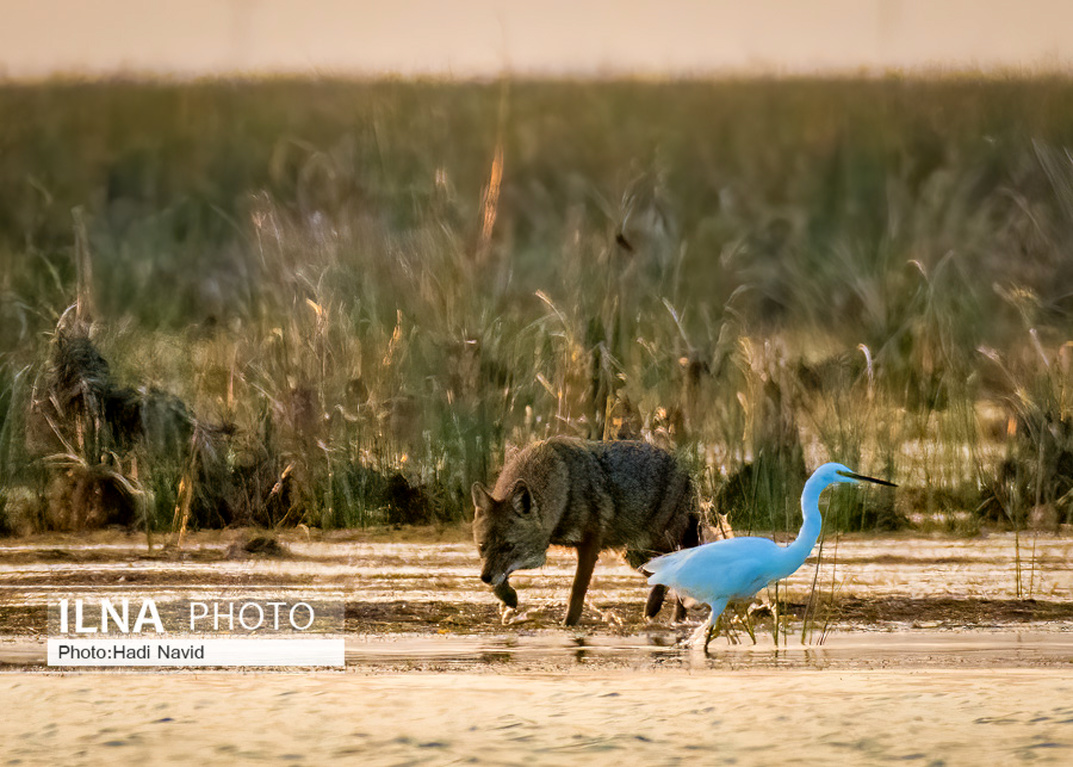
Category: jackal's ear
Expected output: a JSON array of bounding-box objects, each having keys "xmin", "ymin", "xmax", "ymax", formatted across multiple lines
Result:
[
  {"xmin": 509, "ymin": 480, "xmax": 533, "ymax": 516},
  {"xmin": 471, "ymin": 482, "xmax": 493, "ymax": 516}
]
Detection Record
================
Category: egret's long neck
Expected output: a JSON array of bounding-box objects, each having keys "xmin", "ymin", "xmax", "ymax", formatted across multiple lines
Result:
[{"xmin": 779, "ymin": 473, "xmax": 830, "ymax": 577}]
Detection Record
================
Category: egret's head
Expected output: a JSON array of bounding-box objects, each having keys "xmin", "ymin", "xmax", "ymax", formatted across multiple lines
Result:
[{"xmin": 813, "ymin": 462, "xmax": 897, "ymax": 488}]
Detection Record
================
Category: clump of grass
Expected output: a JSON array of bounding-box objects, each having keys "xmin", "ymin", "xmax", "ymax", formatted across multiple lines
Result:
[{"xmin": 977, "ymin": 332, "xmax": 1073, "ymax": 529}]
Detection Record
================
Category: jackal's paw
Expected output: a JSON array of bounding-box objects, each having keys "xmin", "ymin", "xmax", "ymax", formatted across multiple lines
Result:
[
  {"xmin": 500, "ymin": 604, "xmax": 543, "ymax": 625},
  {"xmin": 493, "ymin": 580, "xmax": 518, "ymax": 610},
  {"xmin": 582, "ymin": 599, "xmax": 623, "ymax": 628},
  {"xmin": 601, "ymin": 609, "xmax": 624, "ymax": 628}
]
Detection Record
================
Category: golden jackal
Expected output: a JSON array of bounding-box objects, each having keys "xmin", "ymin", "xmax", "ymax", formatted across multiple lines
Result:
[{"xmin": 471, "ymin": 437, "xmax": 701, "ymax": 625}]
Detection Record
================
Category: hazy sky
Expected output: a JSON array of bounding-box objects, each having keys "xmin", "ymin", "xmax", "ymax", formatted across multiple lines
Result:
[{"xmin": 3, "ymin": 0, "xmax": 1073, "ymax": 79}]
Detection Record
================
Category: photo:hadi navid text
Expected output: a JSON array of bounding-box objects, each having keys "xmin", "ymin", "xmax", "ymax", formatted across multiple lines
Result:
[{"xmin": 46, "ymin": 594, "xmax": 345, "ymax": 668}]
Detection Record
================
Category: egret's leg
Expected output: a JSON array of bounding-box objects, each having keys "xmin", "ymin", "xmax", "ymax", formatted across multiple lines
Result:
[
  {"xmin": 703, "ymin": 617, "xmax": 716, "ymax": 653},
  {"xmin": 700, "ymin": 600, "xmax": 728, "ymax": 655},
  {"xmin": 772, "ymin": 592, "xmax": 781, "ymax": 647}
]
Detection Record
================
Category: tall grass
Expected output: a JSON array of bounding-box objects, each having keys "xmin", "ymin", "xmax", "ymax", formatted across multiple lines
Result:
[{"xmin": 3, "ymin": 76, "xmax": 1073, "ymax": 533}]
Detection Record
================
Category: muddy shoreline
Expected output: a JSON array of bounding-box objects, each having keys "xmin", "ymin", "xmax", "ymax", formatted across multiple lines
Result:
[
  {"xmin": 5, "ymin": 529, "xmax": 1073, "ymax": 764},
  {"xmin": 2, "ymin": 528, "xmax": 1072, "ymax": 667}
]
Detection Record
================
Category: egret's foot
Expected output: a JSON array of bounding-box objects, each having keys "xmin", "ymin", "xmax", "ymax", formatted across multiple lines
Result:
[
  {"xmin": 703, "ymin": 622, "xmax": 717, "ymax": 655},
  {"xmin": 687, "ymin": 620, "xmax": 712, "ymax": 650}
]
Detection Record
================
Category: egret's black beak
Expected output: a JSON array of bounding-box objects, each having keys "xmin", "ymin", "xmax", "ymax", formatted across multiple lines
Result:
[{"xmin": 839, "ymin": 470, "xmax": 897, "ymax": 487}]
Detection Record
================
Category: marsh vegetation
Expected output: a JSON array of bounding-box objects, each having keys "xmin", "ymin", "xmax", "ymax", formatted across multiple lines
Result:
[{"xmin": 3, "ymin": 77, "xmax": 1073, "ymax": 538}]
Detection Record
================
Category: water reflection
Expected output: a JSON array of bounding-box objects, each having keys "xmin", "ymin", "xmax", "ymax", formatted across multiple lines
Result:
[
  {"xmin": 336, "ymin": 630, "xmax": 1073, "ymax": 673},
  {"xmin": 2, "ymin": 628, "xmax": 1071, "ymax": 669},
  {"xmin": 573, "ymin": 636, "xmax": 588, "ymax": 664}
]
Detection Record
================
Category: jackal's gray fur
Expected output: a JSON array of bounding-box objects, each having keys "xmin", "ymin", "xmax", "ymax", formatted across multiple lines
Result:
[{"xmin": 471, "ymin": 437, "xmax": 701, "ymax": 625}]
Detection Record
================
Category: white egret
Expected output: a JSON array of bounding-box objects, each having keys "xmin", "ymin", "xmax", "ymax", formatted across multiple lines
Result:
[{"xmin": 644, "ymin": 462, "xmax": 895, "ymax": 652}]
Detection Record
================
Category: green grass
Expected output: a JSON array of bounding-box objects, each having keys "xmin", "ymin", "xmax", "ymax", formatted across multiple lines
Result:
[{"xmin": 3, "ymin": 75, "xmax": 1073, "ymax": 534}]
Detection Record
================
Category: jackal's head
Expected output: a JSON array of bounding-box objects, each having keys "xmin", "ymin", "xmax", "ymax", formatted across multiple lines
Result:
[{"xmin": 471, "ymin": 479, "xmax": 548, "ymax": 591}]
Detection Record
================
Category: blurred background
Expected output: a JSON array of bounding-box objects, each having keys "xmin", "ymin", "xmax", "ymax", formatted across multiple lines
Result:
[
  {"xmin": 3, "ymin": 1, "xmax": 1073, "ymax": 540},
  {"xmin": 4, "ymin": 0, "xmax": 1073, "ymax": 78}
]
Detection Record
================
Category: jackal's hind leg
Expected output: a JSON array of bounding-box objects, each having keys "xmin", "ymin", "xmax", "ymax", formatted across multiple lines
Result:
[
  {"xmin": 644, "ymin": 584, "xmax": 667, "ymax": 619},
  {"xmin": 672, "ymin": 595, "xmax": 688, "ymax": 623}
]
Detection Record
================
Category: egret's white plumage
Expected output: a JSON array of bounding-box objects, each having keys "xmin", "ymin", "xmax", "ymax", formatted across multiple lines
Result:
[{"xmin": 644, "ymin": 462, "xmax": 895, "ymax": 652}]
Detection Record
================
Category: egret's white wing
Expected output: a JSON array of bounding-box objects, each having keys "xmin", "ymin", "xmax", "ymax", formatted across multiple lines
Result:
[{"xmin": 646, "ymin": 536, "xmax": 786, "ymax": 603}]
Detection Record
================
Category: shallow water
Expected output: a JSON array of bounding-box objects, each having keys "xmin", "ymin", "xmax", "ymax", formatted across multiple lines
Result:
[
  {"xmin": 3, "ymin": 627, "xmax": 1072, "ymax": 672},
  {"xmin": 3, "ymin": 532, "xmax": 1072, "ymax": 602},
  {"xmin": 2, "ymin": 530, "xmax": 1072, "ymax": 668},
  {"xmin": 341, "ymin": 629, "xmax": 1073, "ymax": 671},
  {"xmin": 4, "ymin": 532, "xmax": 1073, "ymax": 764}
]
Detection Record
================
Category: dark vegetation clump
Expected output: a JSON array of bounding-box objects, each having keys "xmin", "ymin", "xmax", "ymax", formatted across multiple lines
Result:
[
  {"xmin": 227, "ymin": 531, "xmax": 289, "ymax": 558},
  {"xmin": 19, "ymin": 315, "xmax": 451, "ymax": 532},
  {"xmin": 4, "ymin": 78, "xmax": 1073, "ymax": 535},
  {"xmin": 979, "ymin": 401, "xmax": 1073, "ymax": 529}
]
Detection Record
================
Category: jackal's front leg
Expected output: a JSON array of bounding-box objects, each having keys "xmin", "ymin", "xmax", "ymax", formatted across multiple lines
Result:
[{"xmin": 565, "ymin": 536, "xmax": 600, "ymax": 626}]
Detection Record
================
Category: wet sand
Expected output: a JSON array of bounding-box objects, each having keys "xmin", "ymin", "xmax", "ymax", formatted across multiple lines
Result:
[
  {"xmin": 4, "ymin": 668, "xmax": 1073, "ymax": 765},
  {"xmin": 3, "ymin": 529, "xmax": 1072, "ymax": 637},
  {"xmin": 2, "ymin": 530, "xmax": 1073, "ymax": 764}
]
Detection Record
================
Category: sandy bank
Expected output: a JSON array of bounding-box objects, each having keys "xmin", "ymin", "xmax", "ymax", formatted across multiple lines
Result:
[{"xmin": 3, "ymin": 668, "xmax": 1073, "ymax": 765}]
